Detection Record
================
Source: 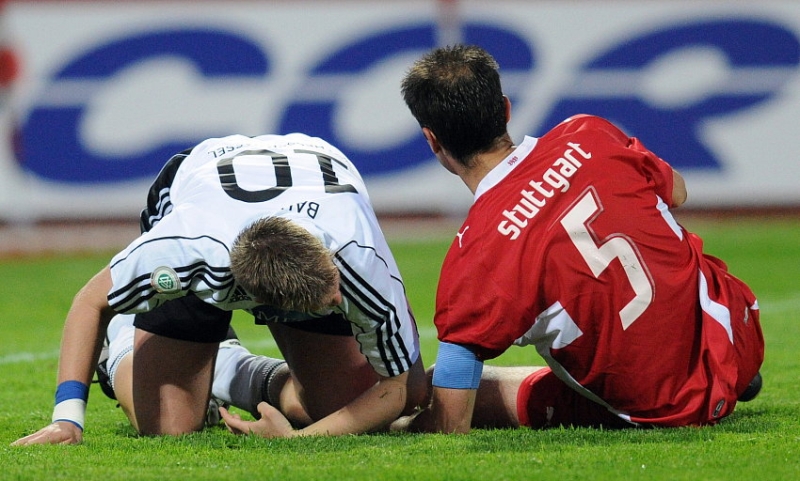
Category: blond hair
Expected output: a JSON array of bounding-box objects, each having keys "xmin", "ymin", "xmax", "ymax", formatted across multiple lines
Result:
[{"xmin": 230, "ymin": 217, "xmax": 338, "ymax": 312}]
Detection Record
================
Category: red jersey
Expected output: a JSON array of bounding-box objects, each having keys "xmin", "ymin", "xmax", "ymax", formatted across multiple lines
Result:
[{"xmin": 435, "ymin": 115, "xmax": 763, "ymax": 426}]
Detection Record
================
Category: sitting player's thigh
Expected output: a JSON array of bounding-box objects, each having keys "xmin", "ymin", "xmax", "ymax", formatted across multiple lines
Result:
[
  {"xmin": 267, "ymin": 320, "xmax": 378, "ymax": 420},
  {"xmin": 473, "ymin": 365, "xmax": 546, "ymax": 428}
]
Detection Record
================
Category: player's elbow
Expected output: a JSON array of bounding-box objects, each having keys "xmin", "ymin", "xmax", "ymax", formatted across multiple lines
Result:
[{"xmin": 672, "ymin": 169, "xmax": 688, "ymax": 207}]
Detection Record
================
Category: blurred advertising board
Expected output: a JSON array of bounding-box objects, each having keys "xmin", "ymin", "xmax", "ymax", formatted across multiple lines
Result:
[{"xmin": 1, "ymin": 0, "xmax": 799, "ymax": 221}]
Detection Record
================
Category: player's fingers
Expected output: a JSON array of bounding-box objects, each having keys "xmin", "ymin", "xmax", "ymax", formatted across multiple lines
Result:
[
  {"xmin": 219, "ymin": 406, "xmax": 244, "ymax": 422},
  {"xmin": 10, "ymin": 430, "xmax": 40, "ymax": 445},
  {"xmin": 59, "ymin": 434, "xmax": 82, "ymax": 445},
  {"xmin": 10, "ymin": 434, "xmax": 32, "ymax": 446},
  {"xmin": 11, "ymin": 428, "xmax": 54, "ymax": 445},
  {"xmin": 256, "ymin": 401, "xmax": 281, "ymax": 419},
  {"xmin": 256, "ymin": 401, "xmax": 270, "ymax": 417},
  {"xmin": 12, "ymin": 430, "xmax": 42, "ymax": 446},
  {"xmin": 254, "ymin": 402, "xmax": 295, "ymax": 438},
  {"xmin": 11, "ymin": 424, "xmax": 78, "ymax": 446},
  {"xmin": 223, "ymin": 418, "xmax": 246, "ymax": 435},
  {"xmin": 219, "ymin": 407, "xmax": 247, "ymax": 435}
]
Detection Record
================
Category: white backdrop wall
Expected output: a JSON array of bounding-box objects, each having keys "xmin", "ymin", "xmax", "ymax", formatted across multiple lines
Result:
[{"xmin": 1, "ymin": 0, "xmax": 799, "ymax": 221}]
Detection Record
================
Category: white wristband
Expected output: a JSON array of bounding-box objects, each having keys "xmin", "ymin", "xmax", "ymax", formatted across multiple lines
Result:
[{"xmin": 52, "ymin": 398, "xmax": 87, "ymax": 431}]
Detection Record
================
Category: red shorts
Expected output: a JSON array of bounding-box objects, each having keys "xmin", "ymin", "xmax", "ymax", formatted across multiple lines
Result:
[
  {"xmin": 516, "ymin": 368, "xmax": 634, "ymax": 429},
  {"xmin": 517, "ymin": 264, "xmax": 764, "ymax": 428},
  {"xmin": 720, "ymin": 266, "xmax": 764, "ymax": 398}
]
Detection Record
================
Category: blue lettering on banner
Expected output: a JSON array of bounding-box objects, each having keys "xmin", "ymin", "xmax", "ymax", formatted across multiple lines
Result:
[
  {"xmin": 17, "ymin": 29, "xmax": 270, "ymax": 182},
  {"xmin": 12, "ymin": 17, "xmax": 800, "ymax": 184},
  {"xmin": 539, "ymin": 19, "xmax": 800, "ymax": 169},
  {"xmin": 278, "ymin": 24, "xmax": 534, "ymax": 176}
]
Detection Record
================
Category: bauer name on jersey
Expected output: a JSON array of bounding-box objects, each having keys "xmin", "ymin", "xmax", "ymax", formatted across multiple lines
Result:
[{"xmin": 107, "ymin": 133, "xmax": 418, "ymax": 377}]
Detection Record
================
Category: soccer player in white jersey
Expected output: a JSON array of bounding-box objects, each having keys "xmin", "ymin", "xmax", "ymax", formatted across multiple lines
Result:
[
  {"xmin": 13, "ymin": 133, "xmax": 427, "ymax": 445},
  {"xmin": 396, "ymin": 45, "xmax": 763, "ymax": 433}
]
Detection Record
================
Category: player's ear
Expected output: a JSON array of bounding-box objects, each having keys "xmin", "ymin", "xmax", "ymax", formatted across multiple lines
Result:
[
  {"xmin": 422, "ymin": 127, "xmax": 441, "ymax": 155},
  {"xmin": 423, "ymin": 127, "xmax": 459, "ymax": 175},
  {"xmin": 503, "ymin": 96, "xmax": 512, "ymax": 123}
]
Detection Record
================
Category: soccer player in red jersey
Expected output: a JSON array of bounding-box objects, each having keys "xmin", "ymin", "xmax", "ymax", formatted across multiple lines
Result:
[{"xmin": 398, "ymin": 45, "xmax": 764, "ymax": 432}]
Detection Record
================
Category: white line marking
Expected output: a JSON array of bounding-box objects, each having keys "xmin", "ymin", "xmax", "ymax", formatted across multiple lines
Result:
[
  {"xmin": 0, "ymin": 326, "xmax": 441, "ymax": 366},
  {"xmin": 0, "ymin": 349, "xmax": 59, "ymax": 365}
]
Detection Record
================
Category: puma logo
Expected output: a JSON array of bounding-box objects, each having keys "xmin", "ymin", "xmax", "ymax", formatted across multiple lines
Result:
[{"xmin": 456, "ymin": 226, "xmax": 469, "ymax": 248}]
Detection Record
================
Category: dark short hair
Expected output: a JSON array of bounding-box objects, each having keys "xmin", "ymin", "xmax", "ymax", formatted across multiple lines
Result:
[
  {"xmin": 230, "ymin": 217, "xmax": 338, "ymax": 312},
  {"xmin": 401, "ymin": 44, "xmax": 507, "ymax": 165}
]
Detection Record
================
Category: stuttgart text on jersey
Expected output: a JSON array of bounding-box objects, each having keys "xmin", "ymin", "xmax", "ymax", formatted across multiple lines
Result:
[{"xmin": 497, "ymin": 142, "xmax": 591, "ymax": 240}]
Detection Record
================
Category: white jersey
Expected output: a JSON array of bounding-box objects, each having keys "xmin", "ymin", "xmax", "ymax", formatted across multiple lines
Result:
[{"xmin": 107, "ymin": 133, "xmax": 418, "ymax": 377}]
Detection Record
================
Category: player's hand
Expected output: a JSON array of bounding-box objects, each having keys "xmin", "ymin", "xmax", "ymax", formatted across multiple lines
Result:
[
  {"xmin": 389, "ymin": 414, "xmax": 414, "ymax": 432},
  {"xmin": 11, "ymin": 421, "xmax": 83, "ymax": 446},
  {"xmin": 389, "ymin": 407, "xmax": 431, "ymax": 433},
  {"xmin": 220, "ymin": 402, "xmax": 297, "ymax": 439}
]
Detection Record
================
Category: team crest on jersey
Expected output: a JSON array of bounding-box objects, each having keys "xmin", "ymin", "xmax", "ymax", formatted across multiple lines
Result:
[{"xmin": 151, "ymin": 266, "xmax": 181, "ymax": 294}]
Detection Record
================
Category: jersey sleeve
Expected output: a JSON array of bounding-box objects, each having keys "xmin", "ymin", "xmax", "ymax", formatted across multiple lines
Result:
[
  {"xmin": 334, "ymin": 240, "xmax": 420, "ymax": 378},
  {"xmin": 626, "ymin": 136, "xmax": 675, "ymax": 206},
  {"xmin": 563, "ymin": 115, "xmax": 675, "ymax": 205},
  {"xmin": 434, "ymin": 236, "xmax": 528, "ymax": 361},
  {"xmin": 107, "ymin": 219, "xmax": 234, "ymax": 313}
]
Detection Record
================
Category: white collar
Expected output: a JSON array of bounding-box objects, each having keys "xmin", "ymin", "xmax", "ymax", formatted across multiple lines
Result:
[{"xmin": 474, "ymin": 136, "xmax": 539, "ymax": 201}]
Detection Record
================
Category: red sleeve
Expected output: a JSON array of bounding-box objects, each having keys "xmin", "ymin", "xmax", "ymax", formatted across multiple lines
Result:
[
  {"xmin": 560, "ymin": 115, "xmax": 674, "ymax": 205},
  {"xmin": 626, "ymin": 137, "xmax": 674, "ymax": 206},
  {"xmin": 434, "ymin": 226, "xmax": 525, "ymax": 361},
  {"xmin": 434, "ymin": 254, "xmax": 515, "ymax": 360}
]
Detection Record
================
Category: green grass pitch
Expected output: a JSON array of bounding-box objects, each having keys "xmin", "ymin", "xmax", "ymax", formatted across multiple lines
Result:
[{"xmin": 1, "ymin": 216, "xmax": 798, "ymax": 480}]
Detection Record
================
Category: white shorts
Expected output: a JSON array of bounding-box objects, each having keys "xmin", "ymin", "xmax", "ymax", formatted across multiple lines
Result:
[{"xmin": 106, "ymin": 314, "xmax": 136, "ymax": 393}]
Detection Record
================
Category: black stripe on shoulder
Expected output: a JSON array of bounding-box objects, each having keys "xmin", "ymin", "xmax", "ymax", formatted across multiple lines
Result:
[
  {"xmin": 140, "ymin": 148, "xmax": 194, "ymax": 232},
  {"xmin": 333, "ymin": 241, "xmax": 406, "ymax": 305},
  {"xmin": 334, "ymin": 244, "xmax": 411, "ymax": 375},
  {"xmin": 108, "ymin": 235, "xmax": 233, "ymax": 311}
]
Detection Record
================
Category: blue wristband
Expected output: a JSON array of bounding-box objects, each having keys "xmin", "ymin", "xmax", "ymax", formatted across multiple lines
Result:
[
  {"xmin": 53, "ymin": 380, "xmax": 89, "ymax": 431},
  {"xmin": 432, "ymin": 341, "xmax": 484, "ymax": 389},
  {"xmin": 55, "ymin": 380, "xmax": 89, "ymax": 404}
]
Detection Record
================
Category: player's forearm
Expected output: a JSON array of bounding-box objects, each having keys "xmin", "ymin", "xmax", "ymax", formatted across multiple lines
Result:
[
  {"xmin": 394, "ymin": 397, "xmax": 474, "ymax": 434},
  {"xmin": 57, "ymin": 305, "xmax": 112, "ymax": 386},
  {"xmin": 57, "ymin": 268, "xmax": 116, "ymax": 385},
  {"xmin": 44, "ymin": 267, "xmax": 116, "ymax": 435},
  {"xmin": 297, "ymin": 373, "xmax": 408, "ymax": 437},
  {"xmin": 429, "ymin": 386, "xmax": 477, "ymax": 434}
]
